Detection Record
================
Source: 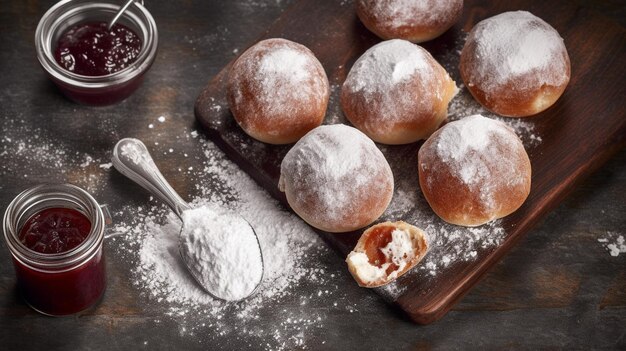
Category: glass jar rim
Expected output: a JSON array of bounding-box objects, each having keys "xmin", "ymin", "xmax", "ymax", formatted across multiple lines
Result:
[
  {"xmin": 3, "ymin": 183, "xmax": 106, "ymax": 273},
  {"xmin": 35, "ymin": 0, "xmax": 158, "ymax": 89}
]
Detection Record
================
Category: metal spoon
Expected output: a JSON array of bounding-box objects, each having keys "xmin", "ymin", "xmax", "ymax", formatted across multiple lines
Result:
[
  {"xmin": 108, "ymin": 0, "xmax": 143, "ymax": 30},
  {"xmin": 111, "ymin": 138, "xmax": 264, "ymax": 301}
]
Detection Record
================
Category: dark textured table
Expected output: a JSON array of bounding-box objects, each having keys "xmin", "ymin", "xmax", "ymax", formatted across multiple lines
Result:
[{"xmin": 1, "ymin": 1, "xmax": 624, "ymax": 350}]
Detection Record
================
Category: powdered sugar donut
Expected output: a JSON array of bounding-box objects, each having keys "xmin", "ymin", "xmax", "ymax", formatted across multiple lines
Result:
[
  {"xmin": 341, "ymin": 39, "xmax": 457, "ymax": 144},
  {"xmin": 460, "ymin": 11, "xmax": 571, "ymax": 117},
  {"xmin": 279, "ymin": 124, "xmax": 394, "ymax": 233},
  {"xmin": 356, "ymin": 0, "xmax": 463, "ymax": 43},
  {"xmin": 227, "ymin": 38, "xmax": 330, "ymax": 144},
  {"xmin": 418, "ymin": 115, "xmax": 531, "ymax": 226}
]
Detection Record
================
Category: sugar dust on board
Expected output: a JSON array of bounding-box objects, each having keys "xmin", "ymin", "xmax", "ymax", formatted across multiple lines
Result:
[
  {"xmin": 19, "ymin": 207, "xmax": 91, "ymax": 254},
  {"xmin": 54, "ymin": 21, "xmax": 141, "ymax": 76}
]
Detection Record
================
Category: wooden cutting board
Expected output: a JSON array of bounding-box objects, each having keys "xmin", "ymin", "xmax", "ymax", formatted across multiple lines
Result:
[{"xmin": 195, "ymin": 0, "xmax": 626, "ymax": 324}]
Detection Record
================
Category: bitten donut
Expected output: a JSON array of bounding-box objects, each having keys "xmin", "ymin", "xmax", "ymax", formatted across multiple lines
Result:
[
  {"xmin": 356, "ymin": 0, "xmax": 463, "ymax": 43},
  {"xmin": 460, "ymin": 11, "xmax": 571, "ymax": 117},
  {"xmin": 418, "ymin": 115, "xmax": 531, "ymax": 226},
  {"xmin": 346, "ymin": 221, "xmax": 429, "ymax": 288},
  {"xmin": 341, "ymin": 39, "xmax": 457, "ymax": 145},
  {"xmin": 279, "ymin": 124, "xmax": 394, "ymax": 233},
  {"xmin": 227, "ymin": 38, "xmax": 330, "ymax": 144}
]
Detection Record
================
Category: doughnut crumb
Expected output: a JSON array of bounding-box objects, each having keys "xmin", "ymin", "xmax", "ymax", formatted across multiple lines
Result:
[{"xmin": 346, "ymin": 221, "xmax": 429, "ymax": 288}]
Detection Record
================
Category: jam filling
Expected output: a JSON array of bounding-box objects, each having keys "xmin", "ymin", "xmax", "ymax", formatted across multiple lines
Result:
[
  {"xmin": 19, "ymin": 208, "xmax": 91, "ymax": 254},
  {"xmin": 363, "ymin": 225, "xmax": 399, "ymax": 275},
  {"xmin": 54, "ymin": 21, "xmax": 142, "ymax": 76}
]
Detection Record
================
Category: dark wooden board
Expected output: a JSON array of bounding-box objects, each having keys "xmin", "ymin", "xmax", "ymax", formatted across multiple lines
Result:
[{"xmin": 195, "ymin": 0, "xmax": 626, "ymax": 324}]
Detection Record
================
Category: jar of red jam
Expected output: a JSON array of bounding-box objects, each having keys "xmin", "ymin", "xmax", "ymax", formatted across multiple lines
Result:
[
  {"xmin": 35, "ymin": 0, "xmax": 158, "ymax": 105},
  {"xmin": 3, "ymin": 184, "xmax": 109, "ymax": 316}
]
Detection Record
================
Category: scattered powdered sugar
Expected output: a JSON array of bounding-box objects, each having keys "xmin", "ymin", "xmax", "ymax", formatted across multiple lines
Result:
[
  {"xmin": 0, "ymin": 114, "xmax": 355, "ymax": 348},
  {"xmin": 0, "ymin": 118, "xmax": 357, "ymax": 351},
  {"xmin": 598, "ymin": 232, "xmax": 626, "ymax": 257},
  {"xmin": 235, "ymin": 0, "xmax": 290, "ymax": 14},
  {"xmin": 325, "ymin": 83, "xmax": 344, "ymax": 124},
  {"xmin": 0, "ymin": 118, "xmax": 109, "ymax": 195},
  {"xmin": 383, "ymin": 187, "xmax": 417, "ymax": 218},
  {"xmin": 279, "ymin": 124, "xmax": 393, "ymax": 226},
  {"xmin": 110, "ymin": 136, "xmax": 355, "ymax": 350},
  {"xmin": 179, "ymin": 206, "xmax": 263, "ymax": 301},
  {"xmin": 463, "ymin": 11, "xmax": 569, "ymax": 93}
]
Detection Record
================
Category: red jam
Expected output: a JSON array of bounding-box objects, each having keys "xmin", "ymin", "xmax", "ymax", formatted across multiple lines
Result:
[
  {"xmin": 13, "ymin": 207, "xmax": 106, "ymax": 315},
  {"xmin": 364, "ymin": 225, "xmax": 399, "ymax": 275},
  {"xmin": 54, "ymin": 21, "xmax": 142, "ymax": 76},
  {"xmin": 19, "ymin": 208, "xmax": 91, "ymax": 254},
  {"xmin": 13, "ymin": 249, "xmax": 106, "ymax": 316}
]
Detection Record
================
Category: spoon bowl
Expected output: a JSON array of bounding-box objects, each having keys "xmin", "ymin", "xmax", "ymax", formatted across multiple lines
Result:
[{"xmin": 111, "ymin": 138, "xmax": 264, "ymax": 301}]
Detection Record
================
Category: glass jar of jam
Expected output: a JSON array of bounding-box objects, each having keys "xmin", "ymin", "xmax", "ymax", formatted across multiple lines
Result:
[
  {"xmin": 3, "ymin": 184, "xmax": 109, "ymax": 316},
  {"xmin": 35, "ymin": 0, "xmax": 158, "ymax": 106}
]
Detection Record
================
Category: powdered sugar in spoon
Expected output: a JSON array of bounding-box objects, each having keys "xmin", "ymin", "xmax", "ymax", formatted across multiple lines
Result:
[{"xmin": 111, "ymin": 138, "xmax": 263, "ymax": 301}]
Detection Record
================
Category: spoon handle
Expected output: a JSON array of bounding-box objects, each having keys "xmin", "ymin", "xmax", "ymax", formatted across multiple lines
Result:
[
  {"xmin": 108, "ymin": 0, "xmax": 140, "ymax": 30},
  {"xmin": 112, "ymin": 138, "xmax": 190, "ymax": 218}
]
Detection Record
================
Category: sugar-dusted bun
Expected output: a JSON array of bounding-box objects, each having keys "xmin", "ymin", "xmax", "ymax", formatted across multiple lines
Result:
[
  {"xmin": 356, "ymin": 0, "xmax": 463, "ymax": 43},
  {"xmin": 346, "ymin": 221, "xmax": 429, "ymax": 288},
  {"xmin": 341, "ymin": 39, "xmax": 457, "ymax": 145},
  {"xmin": 279, "ymin": 124, "xmax": 394, "ymax": 233},
  {"xmin": 460, "ymin": 11, "xmax": 571, "ymax": 117},
  {"xmin": 226, "ymin": 38, "xmax": 330, "ymax": 144},
  {"xmin": 418, "ymin": 115, "xmax": 531, "ymax": 226}
]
